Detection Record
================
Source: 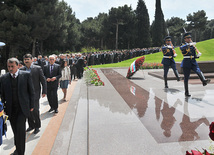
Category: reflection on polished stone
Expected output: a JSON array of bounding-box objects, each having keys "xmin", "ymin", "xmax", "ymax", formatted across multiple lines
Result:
[{"xmin": 101, "ymin": 69, "xmax": 212, "ymax": 143}]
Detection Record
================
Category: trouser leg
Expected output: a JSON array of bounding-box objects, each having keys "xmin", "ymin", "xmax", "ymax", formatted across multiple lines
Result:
[
  {"xmin": 171, "ymin": 62, "xmax": 180, "ymax": 81},
  {"xmin": 47, "ymin": 88, "xmax": 53, "ymax": 109},
  {"xmin": 163, "ymin": 65, "xmax": 169, "ymax": 88},
  {"xmin": 52, "ymin": 87, "xmax": 58, "ymax": 110},
  {"xmin": 10, "ymin": 111, "xmax": 26, "ymax": 155},
  {"xmin": 183, "ymin": 67, "xmax": 191, "ymax": 97}
]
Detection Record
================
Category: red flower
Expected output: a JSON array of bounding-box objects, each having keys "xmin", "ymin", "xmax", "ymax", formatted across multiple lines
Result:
[
  {"xmin": 186, "ymin": 150, "xmax": 203, "ymax": 155},
  {"xmin": 209, "ymin": 122, "xmax": 214, "ymax": 141},
  {"xmin": 186, "ymin": 150, "xmax": 211, "ymax": 155}
]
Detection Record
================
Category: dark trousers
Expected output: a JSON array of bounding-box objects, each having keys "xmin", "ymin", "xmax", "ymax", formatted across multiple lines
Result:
[
  {"xmin": 70, "ymin": 66, "xmax": 76, "ymax": 80},
  {"xmin": 47, "ymin": 86, "xmax": 58, "ymax": 110},
  {"xmin": 183, "ymin": 65, "xmax": 201, "ymax": 82},
  {"xmin": 163, "ymin": 63, "xmax": 176, "ymax": 78},
  {"xmin": 10, "ymin": 109, "xmax": 26, "ymax": 155},
  {"xmin": 28, "ymin": 99, "xmax": 41, "ymax": 129},
  {"xmin": 76, "ymin": 67, "xmax": 83, "ymax": 79}
]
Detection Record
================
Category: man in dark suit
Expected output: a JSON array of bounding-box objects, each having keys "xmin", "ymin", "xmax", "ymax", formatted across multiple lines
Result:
[
  {"xmin": 37, "ymin": 55, "xmax": 46, "ymax": 70},
  {"xmin": 69, "ymin": 54, "xmax": 77, "ymax": 81},
  {"xmin": 75, "ymin": 54, "xmax": 86, "ymax": 79},
  {"xmin": 0, "ymin": 58, "xmax": 35, "ymax": 155},
  {"xmin": 20, "ymin": 54, "xmax": 47, "ymax": 134},
  {"xmin": 43, "ymin": 55, "xmax": 61, "ymax": 113}
]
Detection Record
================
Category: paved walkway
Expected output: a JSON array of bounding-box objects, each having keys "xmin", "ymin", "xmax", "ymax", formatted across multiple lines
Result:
[{"xmin": 0, "ymin": 68, "xmax": 214, "ymax": 155}]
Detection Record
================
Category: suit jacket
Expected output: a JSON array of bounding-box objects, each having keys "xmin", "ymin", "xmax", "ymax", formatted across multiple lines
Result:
[
  {"xmin": 43, "ymin": 63, "xmax": 62, "ymax": 89},
  {"xmin": 76, "ymin": 57, "xmax": 85, "ymax": 69},
  {"xmin": 20, "ymin": 65, "xmax": 47, "ymax": 101},
  {"xmin": 0, "ymin": 70, "xmax": 35, "ymax": 118},
  {"xmin": 37, "ymin": 59, "xmax": 46, "ymax": 70}
]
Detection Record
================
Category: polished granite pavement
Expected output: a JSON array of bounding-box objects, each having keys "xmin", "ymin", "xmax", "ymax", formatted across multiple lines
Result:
[
  {"xmin": 52, "ymin": 68, "xmax": 214, "ymax": 155},
  {"xmin": 1, "ymin": 68, "xmax": 214, "ymax": 155}
]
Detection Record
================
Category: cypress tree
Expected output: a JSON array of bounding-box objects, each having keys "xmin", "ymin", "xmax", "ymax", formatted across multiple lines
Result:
[
  {"xmin": 151, "ymin": 0, "xmax": 166, "ymax": 47},
  {"xmin": 135, "ymin": 0, "xmax": 151, "ymax": 48}
]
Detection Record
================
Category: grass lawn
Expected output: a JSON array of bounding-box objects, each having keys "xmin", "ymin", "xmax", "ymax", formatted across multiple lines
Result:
[{"xmin": 91, "ymin": 39, "xmax": 214, "ymax": 68}]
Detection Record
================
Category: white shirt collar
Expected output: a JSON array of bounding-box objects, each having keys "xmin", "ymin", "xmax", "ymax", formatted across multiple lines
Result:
[{"xmin": 10, "ymin": 69, "xmax": 19, "ymax": 78}]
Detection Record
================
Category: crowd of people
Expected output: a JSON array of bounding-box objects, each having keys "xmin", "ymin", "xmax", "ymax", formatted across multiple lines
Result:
[
  {"xmin": 84, "ymin": 47, "xmax": 160, "ymax": 66},
  {"xmin": 0, "ymin": 52, "xmax": 87, "ymax": 155},
  {"xmin": 0, "ymin": 46, "xmax": 161, "ymax": 154}
]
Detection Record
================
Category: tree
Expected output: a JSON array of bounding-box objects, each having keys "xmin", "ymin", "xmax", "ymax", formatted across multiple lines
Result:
[
  {"xmin": 187, "ymin": 10, "xmax": 207, "ymax": 42},
  {"xmin": 107, "ymin": 5, "xmax": 135, "ymax": 49},
  {"xmin": 166, "ymin": 17, "xmax": 185, "ymax": 45},
  {"xmin": 151, "ymin": 0, "xmax": 166, "ymax": 47},
  {"xmin": 0, "ymin": 3, "xmax": 31, "ymax": 58},
  {"xmin": 135, "ymin": 0, "xmax": 151, "ymax": 48}
]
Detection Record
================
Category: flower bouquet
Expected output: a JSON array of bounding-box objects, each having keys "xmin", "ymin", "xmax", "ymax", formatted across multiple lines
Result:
[
  {"xmin": 186, "ymin": 122, "xmax": 214, "ymax": 155},
  {"xmin": 85, "ymin": 67, "xmax": 104, "ymax": 86}
]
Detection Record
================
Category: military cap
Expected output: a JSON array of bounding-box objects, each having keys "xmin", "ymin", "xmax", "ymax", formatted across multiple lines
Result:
[
  {"xmin": 183, "ymin": 32, "xmax": 192, "ymax": 39},
  {"xmin": 164, "ymin": 36, "xmax": 171, "ymax": 42}
]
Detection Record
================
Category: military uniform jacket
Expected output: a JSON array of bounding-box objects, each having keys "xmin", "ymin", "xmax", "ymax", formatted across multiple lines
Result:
[
  {"xmin": 180, "ymin": 43, "xmax": 199, "ymax": 68},
  {"xmin": 161, "ymin": 45, "xmax": 175, "ymax": 65}
]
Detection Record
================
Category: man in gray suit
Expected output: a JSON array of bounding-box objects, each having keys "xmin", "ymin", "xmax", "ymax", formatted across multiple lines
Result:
[
  {"xmin": 0, "ymin": 58, "xmax": 35, "ymax": 155},
  {"xmin": 20, "ymin": 54, "xmax": 47, "ymax": 134}
]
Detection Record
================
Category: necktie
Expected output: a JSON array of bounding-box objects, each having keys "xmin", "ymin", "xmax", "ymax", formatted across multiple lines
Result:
[
  {"xmin": 13, "ymin": 74, "xmax": 16, "ymax": 79},
  {"xmin": 51, "ymin": 65, "xmax": 53, "ymax": 75}
]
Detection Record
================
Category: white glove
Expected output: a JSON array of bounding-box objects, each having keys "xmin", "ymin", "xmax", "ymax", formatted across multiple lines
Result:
[
  {"xmin": 174, "ymin": 53, "xmax": 177, "ymax": 57},
  {"xmin": 197, "ymin": 52, "xmax": 202, "ymax": 57},
  {"xmin": 189, "ymin": 42, "xmax": 196, "ymax": 46}
]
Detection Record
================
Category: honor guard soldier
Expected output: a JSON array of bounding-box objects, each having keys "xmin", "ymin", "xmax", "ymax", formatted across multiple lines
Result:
[
  {"xmin": 161, "ymin": 36, "xmax": 180, "ymax": 88},
  {"xmin": 180, "ymin": 32, "xmax": 210, "ymax": 97}
]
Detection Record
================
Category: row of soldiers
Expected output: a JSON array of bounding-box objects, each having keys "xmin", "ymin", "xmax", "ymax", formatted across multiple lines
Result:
[{"xmin": 161, "ymin": 32, "xmax": 211, "ymax": 97}]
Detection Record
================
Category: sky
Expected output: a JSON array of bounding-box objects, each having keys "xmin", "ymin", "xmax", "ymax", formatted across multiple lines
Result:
[{"xmin": 63, "ymin": 0, "xmax": 214, "ymax": 23}]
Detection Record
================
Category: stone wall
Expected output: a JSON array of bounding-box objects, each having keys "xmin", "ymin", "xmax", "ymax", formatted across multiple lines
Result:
[{"xmin": 176, "ymin": 61, "xmax": 214, "ymax": 74}]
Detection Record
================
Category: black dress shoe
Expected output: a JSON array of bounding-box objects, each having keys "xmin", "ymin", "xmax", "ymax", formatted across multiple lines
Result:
[
  {"xmin": 10, "ymin": 150, "xmax": 18, "ymax": 155},
  {"xmin": 34, "ymin": 128, "xmax": 40, "ymax": 134},
  {"xmin": 48, "ymin": 108, "xmax": 54, "ymax": 112},
  {"xmin": 26, "ymin": 127, "xmax": 34, "ymax": 132},
  {"xmin": 54, "ymin": 109, "xmax": 58, "ymax": 113}
]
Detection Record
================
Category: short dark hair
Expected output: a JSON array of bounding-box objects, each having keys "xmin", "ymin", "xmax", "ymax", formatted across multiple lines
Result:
[
  {"xmin": 7, "ymin": 57, "xmax": 19, "ymax": 66},
  {"xmin": 23, "ymin": 53, "xmax": 33, "ymax": 60}
]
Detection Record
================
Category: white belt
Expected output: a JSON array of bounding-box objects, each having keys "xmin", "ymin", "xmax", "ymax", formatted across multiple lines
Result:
[
  {"xmin": 183, "ymin": 56, "xmax": 194, "ymax": 59},
  {"xmin": 163, "ymin": 56, "xmax": 172, "ymax": 58}
]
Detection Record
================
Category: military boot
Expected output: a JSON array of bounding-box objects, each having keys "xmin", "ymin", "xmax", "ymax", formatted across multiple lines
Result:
[
  {"xmin": 164, "ymin": 77, "xmax": 168, "ymax": 88},
  {"xmin": 184, "ymin": 81, "xmax": 191, "ymax": 97},
  {"xmin": 197, "ymin": 72, "xmax": 211, "ymax": 86},
  {"xmin": 174, "ymin": 70, "xmax": 181, "ymax": 81}
]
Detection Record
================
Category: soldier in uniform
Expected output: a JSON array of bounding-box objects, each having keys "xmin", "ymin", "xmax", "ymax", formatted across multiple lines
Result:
[
  {"xmin": 180, "ymin": 32, "xmax": 210, "ymax": 97},
  {"xmin": 161, "ymin": 36, "xmax": 180, "ymax": 88}
]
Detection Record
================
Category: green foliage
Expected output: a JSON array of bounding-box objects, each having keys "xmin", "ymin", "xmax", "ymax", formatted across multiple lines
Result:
[
  {"xmin": 85, "ymin": 68, "xmax": 104, "ymax": 86},
  {"xmin": 0, "ymin": 0, "xmax": 213, "ymax": 61},
  {"xmin": 187, "ymin": 10, "xmax": 208, "ymax": 41},
  {"xmin": 135, "ymin": 0, "xmax": 151, "ymax": 48},
  {"xmin": 166, "ymin": 17, "xmax": 186, "ymax": 45},
  {"xmin": 80, "ymin": 47, "xmax": 99, "ymax": 53},
  {"xmin": 151, "ymin": 0, "xmax": 166, "ymax": 47}
]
